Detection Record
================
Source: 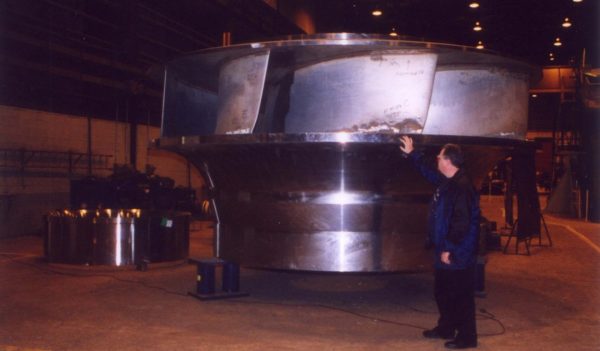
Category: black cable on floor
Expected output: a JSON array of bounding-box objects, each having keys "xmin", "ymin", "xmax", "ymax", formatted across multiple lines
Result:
[
  {"xmin": 222, "ymin": 299, "xmax": 505, "ymax": 337},
  {"xmin": 476, "ymin": 309, "xmax": 506, "ymax": 337},
  {"xmin": 2, "ymin": 253, "xmax": 505, "ymax": 337},
  {"xmin": 224, "ymin": 298, "xmax": 429, "ymax": 330},
  {"xmin": 1, "ymin": 253, "xmax": 189, "ymax": 297}
]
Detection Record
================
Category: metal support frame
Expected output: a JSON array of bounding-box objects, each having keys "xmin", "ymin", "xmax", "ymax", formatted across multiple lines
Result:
[
  {"xmin": 0, "ymin": 148, "xmax": 113, "ymax": 177},
  {"xmin": 503, "ymin": 213, "xmax": 552, "ymax": 255}
]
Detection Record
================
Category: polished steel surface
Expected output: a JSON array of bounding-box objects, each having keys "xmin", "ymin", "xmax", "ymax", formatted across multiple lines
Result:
[
  {"xmin": 424, "ymin": 68, "xmax": 529, "ymax": 138},
  {"xmin": 215, "ymin": 52, "xmax": 270, "ymax": 134},
  {"xmin": 45, "ymin": 210, "xmax": 190, "ymax": 266},
  {"xmin": 158, "ymin": 134, "xmax": 528, "ymax": 272},
  {"xmin": 158, "ymin": 34, "xmax": 538, "ymax": 272},
  {"xmin": 285, "ymin": 52, "xmax": 438, "ymax": 133},
  {"xmin": 161, "ymin": 34, "xmax": 537, "ymax": 138}
]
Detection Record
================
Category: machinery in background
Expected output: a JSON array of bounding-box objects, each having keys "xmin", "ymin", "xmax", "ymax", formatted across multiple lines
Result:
[
  {"xmin": 69, "ymin": 165, "xmax": 197, "ymax": 213},
  {"xmin": 533, "ymin": 63, "xmax": 600, "ymax": 222},
  {"xmin": 45, "ymin": 165, "xmax": 195, "ymax": 267}
]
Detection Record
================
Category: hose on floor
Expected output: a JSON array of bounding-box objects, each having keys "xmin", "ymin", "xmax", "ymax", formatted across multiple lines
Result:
[{"xmin": 1, "ymin": 252, "xmax": 505, "ymax": 337}]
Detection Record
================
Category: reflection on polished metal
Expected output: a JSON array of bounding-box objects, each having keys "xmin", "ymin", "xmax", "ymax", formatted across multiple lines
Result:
[
  {"xmin": 45, "ymin": 209, "xmax": 190, "ymax": 266},
  {"xmin": 158, "ymin": 34, "xmax": 539, "ymax": 272}
]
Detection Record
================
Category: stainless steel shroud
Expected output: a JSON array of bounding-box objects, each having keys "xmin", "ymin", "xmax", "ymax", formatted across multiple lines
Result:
[
  {"xmin": 45, "ymin": 209, "xmax": 190, "ymax": 266},
  {"xmin": 158, "ymin": 34, "xmax": 538, "ymax": 272}
]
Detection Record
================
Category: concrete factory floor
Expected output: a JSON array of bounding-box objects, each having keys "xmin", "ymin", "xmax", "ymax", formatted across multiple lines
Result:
[{"xmin": 1, "ymin": 196, "xmax": 599, "ymax": 351}]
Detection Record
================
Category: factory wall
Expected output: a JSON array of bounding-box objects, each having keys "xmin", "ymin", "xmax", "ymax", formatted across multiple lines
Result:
[{"xmin": 0, "ymin": 105, "xmax": 205, "ymax": 238}]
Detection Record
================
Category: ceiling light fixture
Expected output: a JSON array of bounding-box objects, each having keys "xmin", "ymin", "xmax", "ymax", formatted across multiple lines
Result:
[
  {"xmin": 550, "ymin": 57, "xmax": 555, "ymax": 61},
  {"xmin": 372, "ymin": 9, "xmax": 383, "ymax": 16},
  {"xmin": 562, "ymin": 17, "xmax": 572, "ymax": 28},
  {"xmin": 389, "ymin": 28, "xmax": 398, "ymax": 37},
  {"xmin": 473, "ymin": 21, "xmax": 482, "ymax": 31},
  {"xmin": 476, "ymin": 41, "xmax": 484, "ymax": 49},
  {"xmin": 469, "ymin": 2, "xmax": 480, "ymax": 8},
  {"xmin": 572, "ymin": 0, "xmax": 583, "ymax": 3},
  {"xmin": 554, "ymin": 37, "xmax": 562, "ymax": 47}
]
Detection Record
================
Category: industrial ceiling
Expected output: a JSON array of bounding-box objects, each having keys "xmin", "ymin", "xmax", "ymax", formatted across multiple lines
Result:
[{"xmin": 0, "ymin": 0, "xmax": 597, "ymax": 126}]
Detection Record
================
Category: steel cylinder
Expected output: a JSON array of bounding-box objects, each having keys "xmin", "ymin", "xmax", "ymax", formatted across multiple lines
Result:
[
  {"xmin": 158, "ymin": 34, "xmax": 539, "ymax": 272},
  {"xmin": 45, "ymin": 209, "xmax": 190, "ymax": 266}
]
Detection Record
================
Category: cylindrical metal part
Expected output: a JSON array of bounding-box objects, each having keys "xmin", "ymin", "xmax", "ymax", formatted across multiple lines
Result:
[
  {"xmin": 158, "ymin": 34, "xmax": 540, "ymax": 272},
  {"xmin": 45, "ymin": 210, "xmax": 190, "ymax": 266},
  {"xmin": 92, "ymin": 215, "xmax": 135, "ymax": 265},
  {"xmin": 44, "ymin": 212, "xmax": 94, "ymax": 264},
  {"xmin": 158, "ymin": 134, "xmax": 530, "ymax": 272}
]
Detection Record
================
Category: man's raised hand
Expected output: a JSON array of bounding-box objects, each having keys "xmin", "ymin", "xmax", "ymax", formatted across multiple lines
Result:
[{"xmin": 399, "ymin": 136, "xmax": 414, "ymax": 155}]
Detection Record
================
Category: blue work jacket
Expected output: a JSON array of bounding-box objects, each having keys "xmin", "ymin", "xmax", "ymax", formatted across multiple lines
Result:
[{"xmin": 410, "ymin": 151, "xmax": 480, "ymax": 270}]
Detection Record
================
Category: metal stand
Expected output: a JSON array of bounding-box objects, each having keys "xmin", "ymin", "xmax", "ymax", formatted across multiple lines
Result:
[
  {"xmin": 188, "ymin": 258, "xmax": 249, "ymax": 300},
  {"xmin": 531, "ymin": 213, "xmax": 553, "ymax": 247},
  {"xmin": 502, "ymin": 219, "xmax": 531, "ymax": 255},
  {"xmin": 503, "ymin": 213, "xmax": 552, "ymax": 255}
]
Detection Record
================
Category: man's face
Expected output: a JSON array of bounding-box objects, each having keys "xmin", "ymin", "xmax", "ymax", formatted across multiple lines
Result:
[{"xmin": 437, "ymin": 148, "xmax": 451, "ymax": 173}]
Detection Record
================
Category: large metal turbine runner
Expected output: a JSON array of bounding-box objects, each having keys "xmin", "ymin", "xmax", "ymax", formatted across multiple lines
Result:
[{"xmin": 157, "ymin": 34, "xmax": 538, "ymax": 272}]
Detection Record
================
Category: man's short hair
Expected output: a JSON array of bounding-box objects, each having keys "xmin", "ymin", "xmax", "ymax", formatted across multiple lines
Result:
[{"xmin": 441, "ymin": 144, "xmax": 464, "ymax": 168}]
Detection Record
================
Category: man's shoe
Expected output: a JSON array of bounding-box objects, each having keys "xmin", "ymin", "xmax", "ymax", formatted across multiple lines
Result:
[
  {"xmin": 422, "ymin": 327, "xmax": 454, "ymax": 339},
  {"xmin": 444, "ymin": 339, "xmax": 477, "ymax": 349}
]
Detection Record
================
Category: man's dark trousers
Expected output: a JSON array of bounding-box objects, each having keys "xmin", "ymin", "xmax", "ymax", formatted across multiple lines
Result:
[{"xmin": 434, "ymin": 266, "xmax": 477, "ymax": 343}]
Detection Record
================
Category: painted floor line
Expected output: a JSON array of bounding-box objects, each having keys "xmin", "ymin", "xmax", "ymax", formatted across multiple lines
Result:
[{"xmin": 546, "ymin": 221, "xmax": 600, "ymax": 254}]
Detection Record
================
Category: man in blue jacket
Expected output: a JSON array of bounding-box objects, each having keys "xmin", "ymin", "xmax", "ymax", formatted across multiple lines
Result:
[{"xmin": 400, "ymin": 136, "xmax": 479, "ymax": 349}]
